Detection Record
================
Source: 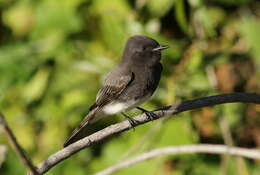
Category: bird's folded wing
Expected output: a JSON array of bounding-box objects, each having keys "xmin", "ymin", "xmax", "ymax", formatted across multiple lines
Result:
[{"xmin": 94, "ymin": 72, "xmax": 135, "ymax": 108}]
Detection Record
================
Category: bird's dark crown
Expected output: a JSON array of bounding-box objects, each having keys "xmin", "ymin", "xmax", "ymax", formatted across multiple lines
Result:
[
  {"xmin": 125, "ymin": 35, "xmax": 159, "ymax": 52},
  {"xmin": 121, "ymin": 35, "xmax": 164, "ymax": 67}
]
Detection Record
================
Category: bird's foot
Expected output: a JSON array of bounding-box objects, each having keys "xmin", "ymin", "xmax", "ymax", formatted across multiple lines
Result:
[
  {"xmin": 136, "ymin": 107, "xmax": 158, "ymax": 120},
  {"xmin": 121, "ymin": 112, "xmax": 138, "ymax": 130}
]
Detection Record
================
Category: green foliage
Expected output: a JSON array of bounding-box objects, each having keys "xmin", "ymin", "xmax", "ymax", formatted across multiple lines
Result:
[{"xmin": 0, "ymin": 0, "xmax": 260, "ymax": 174}]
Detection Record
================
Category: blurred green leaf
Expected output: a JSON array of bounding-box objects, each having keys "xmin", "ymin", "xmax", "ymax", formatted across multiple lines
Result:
[
  {"xmin": 32, "ymin": 0, "xmax": 83, "ymax": 38},
  {"xmin": 22, "ymin": 66, "xmax": 51, "ymax": 103},
  {"xmin": 175, "ymin": 0, "xmax": 190, "ymax": 35},
  {"xmin": 157, "ymin": 115, "xmax": 198, "ymax": 146},
  {"xmin": 2, "ymin": 2, "xmax": 34, "ymax": 37},
  {"xmin": 241, "ymin": 17, "xmax": 260, "ymax": 59},
  {"xmin": 147, "ymin": 0, "xmax": 175, "ymax": 17}
]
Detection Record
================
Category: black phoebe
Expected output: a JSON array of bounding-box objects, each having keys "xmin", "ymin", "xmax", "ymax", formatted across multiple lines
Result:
[{"xmin": 64, "ymin": 35, "xmax": 169, "ymax": 147}]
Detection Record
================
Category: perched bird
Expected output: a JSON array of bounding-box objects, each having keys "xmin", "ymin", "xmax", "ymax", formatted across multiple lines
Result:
[{"xmin": 64, "ymin": 35, "xmax": 169, "ymax": 147}]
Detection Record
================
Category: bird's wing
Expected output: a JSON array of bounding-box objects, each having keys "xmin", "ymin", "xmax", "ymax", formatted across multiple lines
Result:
[{"xmin": 94, "ymin": 71, "xmax": 135, "ymax": 108}]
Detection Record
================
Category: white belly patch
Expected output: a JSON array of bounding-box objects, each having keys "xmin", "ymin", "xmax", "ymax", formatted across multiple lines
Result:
[
  {"xmin": 103, "ymin": 102, "xmax": 128, "ymax": 115},
  {"xmin": 102, "ymin": 94, "xmax": 152, "ymax": 115}
]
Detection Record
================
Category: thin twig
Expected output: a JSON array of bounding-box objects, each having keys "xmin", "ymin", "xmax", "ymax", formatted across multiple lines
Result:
[
  {"xmin": 29, "ymin": 93, "xmax": 260, "ymax": 174},
  {"xmin": 0, "ymin": 113, "xmax": 40, "ymax": 175},
  {"xmin": 95, "ymin": 144, "xmax": 260, "ymax": 175}
]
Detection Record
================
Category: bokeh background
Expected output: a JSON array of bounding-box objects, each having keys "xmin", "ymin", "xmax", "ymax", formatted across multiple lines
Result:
[{"xmin": 0, "ymin": 0, "xmax": 260, "ymax": 174}]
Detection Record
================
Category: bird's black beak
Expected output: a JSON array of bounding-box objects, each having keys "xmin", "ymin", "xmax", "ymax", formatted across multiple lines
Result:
[{"xmin": 152, "ymin": 45, "xmax": 170, "ymax": 52}]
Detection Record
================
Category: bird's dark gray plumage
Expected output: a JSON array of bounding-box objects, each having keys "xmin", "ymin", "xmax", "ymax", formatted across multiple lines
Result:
[{"xmin": 64, "ymin": 35, "xmax": 169, "ymax": 147}]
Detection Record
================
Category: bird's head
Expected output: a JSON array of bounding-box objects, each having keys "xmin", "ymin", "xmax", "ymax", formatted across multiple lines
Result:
[{"xmin": 121, "ymin": 35, "xmax": 169, "ymax": 66}]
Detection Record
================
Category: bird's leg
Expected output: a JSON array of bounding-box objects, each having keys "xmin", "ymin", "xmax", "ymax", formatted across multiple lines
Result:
[
  {"xmin": 121, "ymin": 112, "xmax": 138, "ymax": 129},
  {"xmin": 136, "ymin": 107, "xmax": 158, "ymax": 120}
]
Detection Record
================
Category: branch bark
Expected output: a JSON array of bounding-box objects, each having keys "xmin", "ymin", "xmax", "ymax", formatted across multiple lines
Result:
[
  {"xmin": 0, "ymin": 113, "xmax": 40, "ymax": 175},
  {"xmin": 29, "ymin": 93, "xmax": 260, "ymax": 174},
  {"xmin": 95, "ymin": 144, "xmax": 260, "ymax": 175}
]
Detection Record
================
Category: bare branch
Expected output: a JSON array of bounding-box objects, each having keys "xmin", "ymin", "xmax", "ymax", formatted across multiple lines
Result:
[
  {"xmin": 0, "ymin": 113, "xmax": 40, "ymax": 175},
  {"xmin": 30, "ymin": 93, "xmax": 260, "ymax": 174},
  {"xmin": 95, "ymin": 144, "xmax": 260, "ymax": 175}
]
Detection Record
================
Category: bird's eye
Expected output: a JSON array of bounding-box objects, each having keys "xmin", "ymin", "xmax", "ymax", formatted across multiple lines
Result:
[{"xmin": 136, "ymin": 46, "xmax": 147, "ymax": 53}]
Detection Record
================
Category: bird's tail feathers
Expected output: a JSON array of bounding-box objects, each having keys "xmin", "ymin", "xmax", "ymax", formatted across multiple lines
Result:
[{"xmin": 63, "ymin": 107, "xmax": 99, "ymax": 147}]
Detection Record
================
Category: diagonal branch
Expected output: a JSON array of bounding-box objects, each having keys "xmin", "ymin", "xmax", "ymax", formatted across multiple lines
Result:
[
  {"xmin": 95, "ymin": 144, "xmax": 260, "ymax": 175},
  {"xmin": 0, "ymin": 113, "xmax": 40, "ymax": 175},
  {"xmin": 30, "ymin": 93, "xmax": 260, "ymax": 174}
]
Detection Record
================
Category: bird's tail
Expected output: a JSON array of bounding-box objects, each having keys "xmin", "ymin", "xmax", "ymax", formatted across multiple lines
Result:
[{"xmin": 63, "ymin": 107, "xmax": 100, "ymax": 147}]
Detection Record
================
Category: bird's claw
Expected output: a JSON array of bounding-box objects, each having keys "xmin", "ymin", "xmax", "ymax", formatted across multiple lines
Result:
[
  {"xmin": 121, "ymin": 113, "xmax": 138, "ymax": 130},
  {"xmin": 136, "ymin": 107, "xmax": 158, "ymax": 120},
  {"xmin": 144, "ymin": 111, "xmax": 158, "ymax": 120}
]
